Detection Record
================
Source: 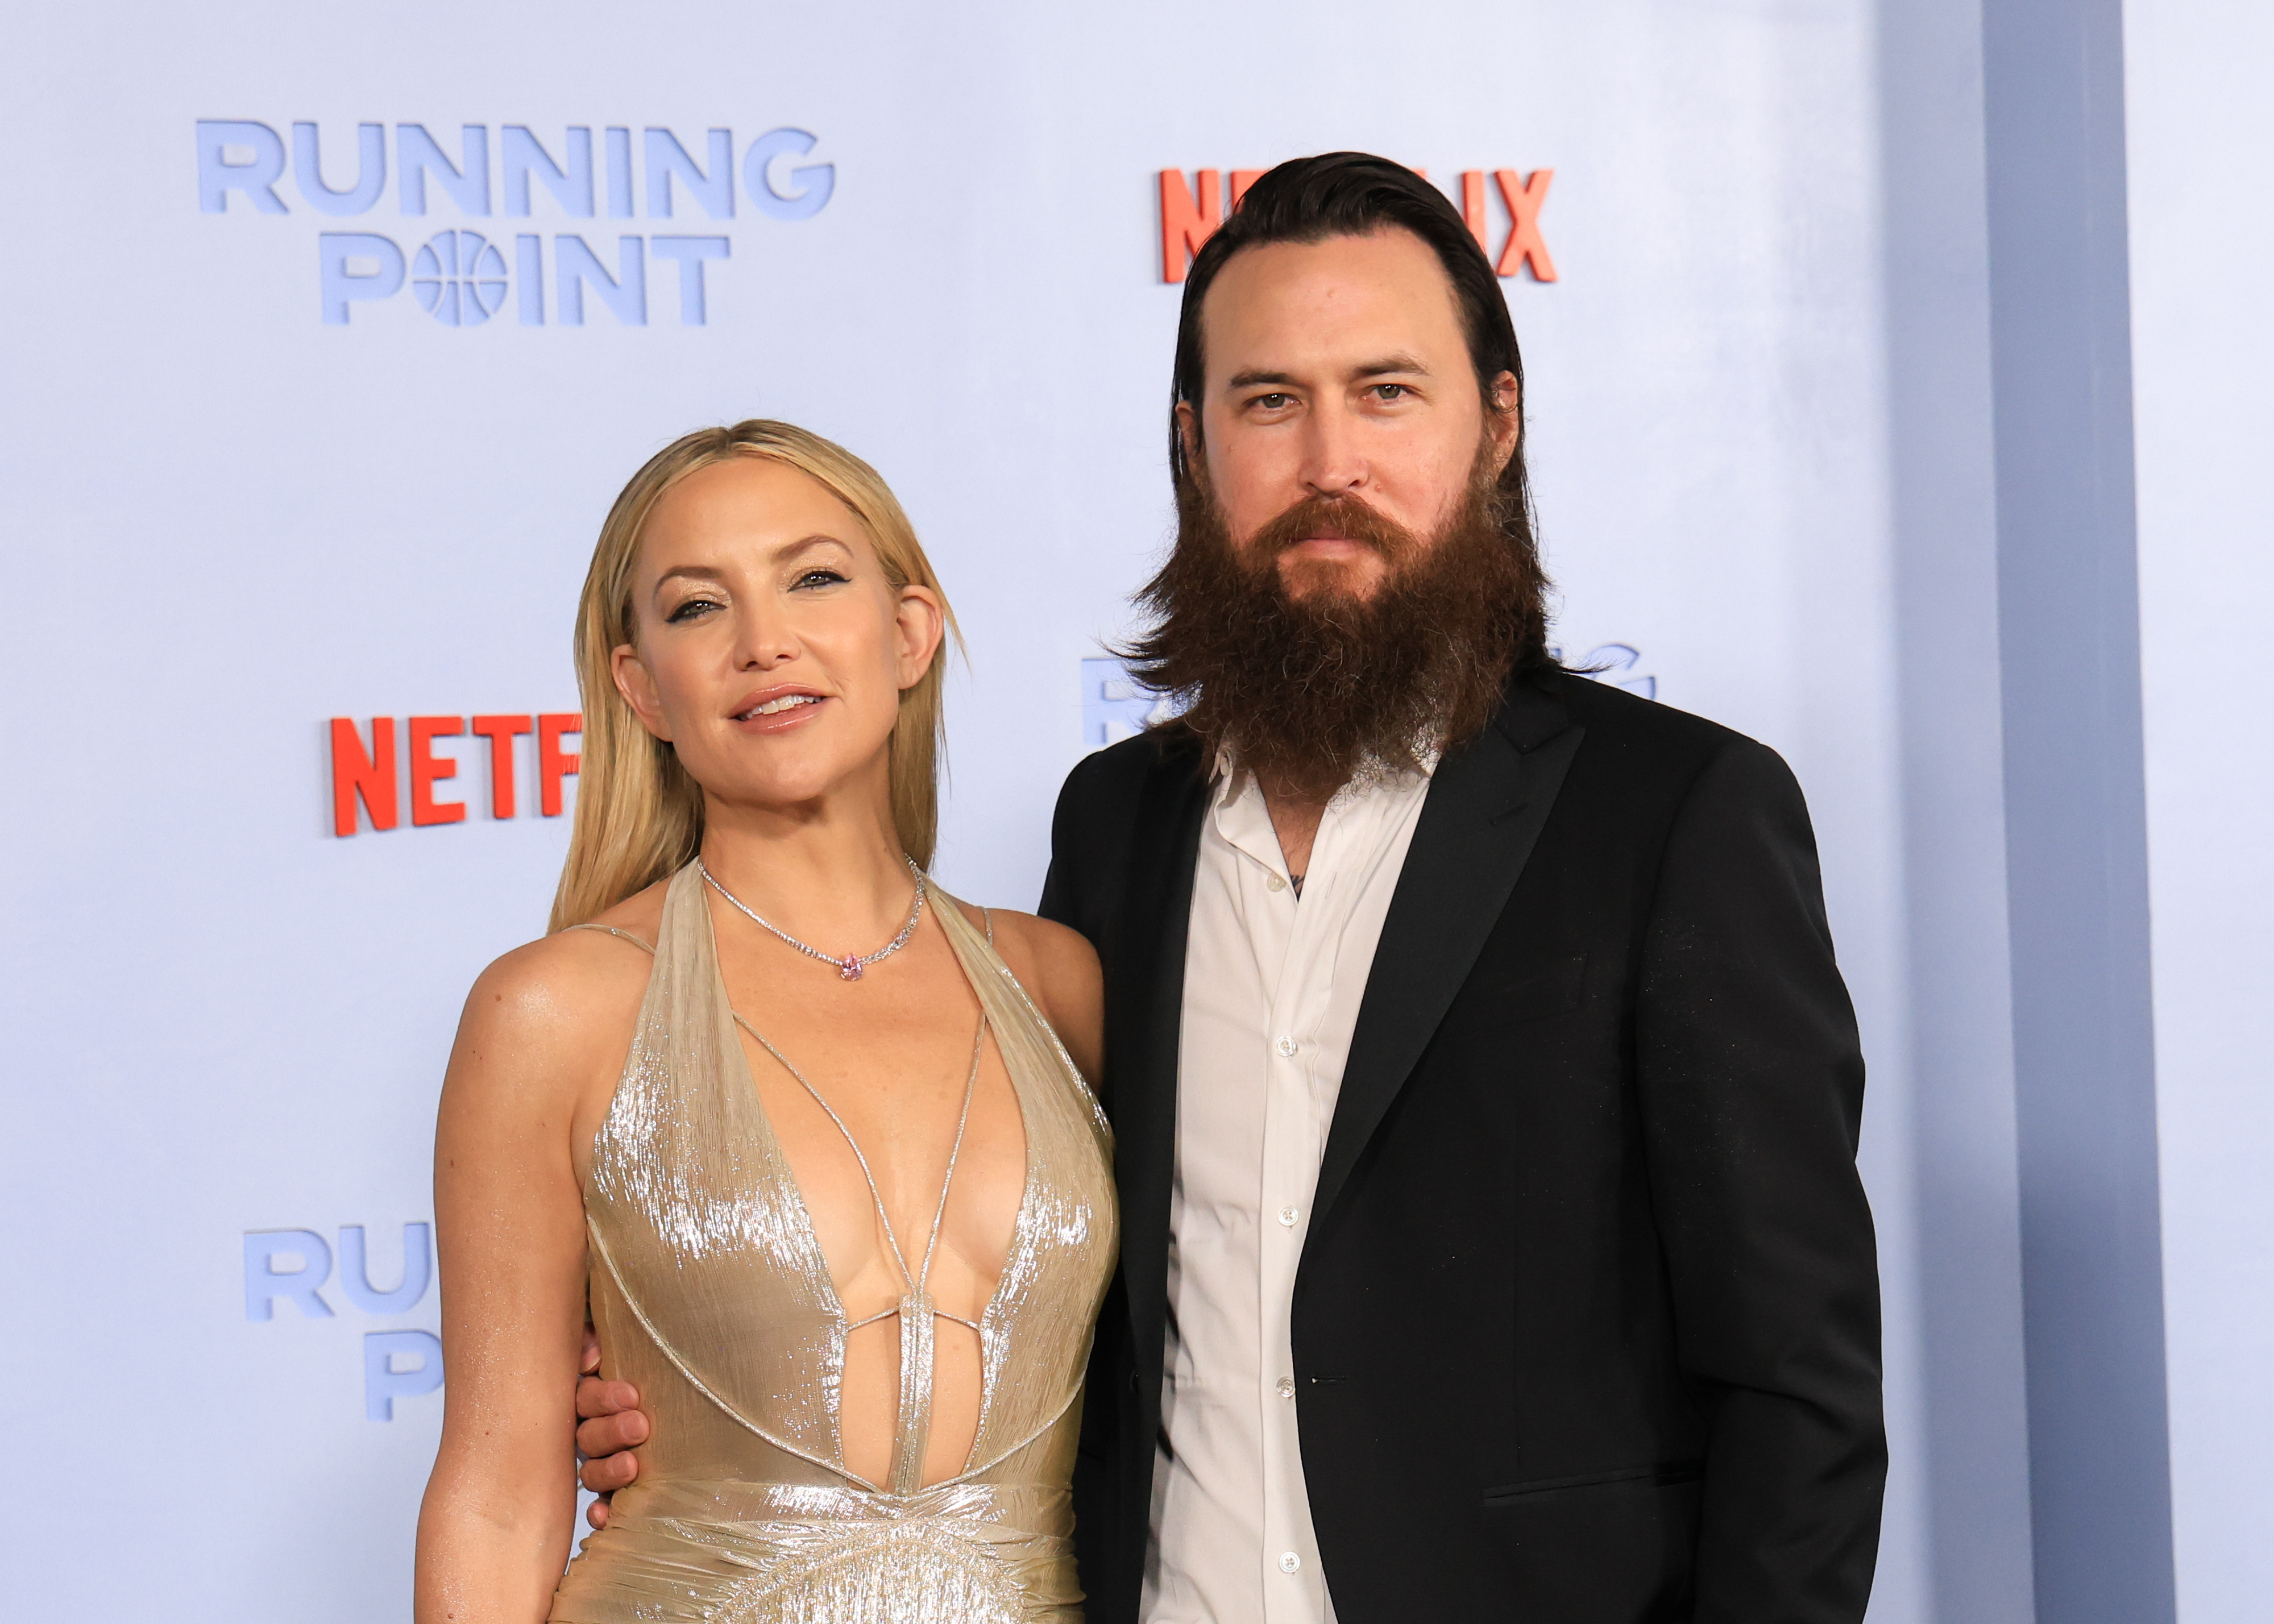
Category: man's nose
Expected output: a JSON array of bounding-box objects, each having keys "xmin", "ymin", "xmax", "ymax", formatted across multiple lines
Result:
[{"xmin": 1298, "ymin": 399, "xmax": 1368, "ymax": 497}]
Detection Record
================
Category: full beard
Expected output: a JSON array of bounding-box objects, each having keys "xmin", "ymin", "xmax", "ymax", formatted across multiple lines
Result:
[{"xmin": 1121, "ymin": 453, "xmax": 1549, "ymax": 803}]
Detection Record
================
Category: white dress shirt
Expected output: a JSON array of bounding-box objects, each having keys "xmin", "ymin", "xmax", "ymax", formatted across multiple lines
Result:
[{"xmin": 1142, "ymin": 757, "xmax": 1436, "ymax": 1624}]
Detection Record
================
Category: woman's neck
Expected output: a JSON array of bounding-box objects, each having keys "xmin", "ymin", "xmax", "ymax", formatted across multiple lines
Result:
[{"xmin": 697, "ymin": 792, "xmax": 919, "ymax": 948}]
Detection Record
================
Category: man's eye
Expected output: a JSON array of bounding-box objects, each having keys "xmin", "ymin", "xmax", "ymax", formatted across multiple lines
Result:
[
  {"xmin": 1371, "ymin": 383, "xmax": 1411, "ymax": 401},
  {"xmin": 1250, "ymin": 393, "xmax": 1294, "ymax": 412},
  {"xmin": 666, "ymin": 596, "xmax": 722, "ymax": 623}
]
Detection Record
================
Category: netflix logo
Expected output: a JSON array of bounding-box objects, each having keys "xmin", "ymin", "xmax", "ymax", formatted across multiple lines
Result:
[
  {"xmin": 1157, "ymin": 165, "xmax": 1557, "ymax": 284},
  {"xmin": 329, "ymin": 713, "xmax": 581, "ymax": 837}
]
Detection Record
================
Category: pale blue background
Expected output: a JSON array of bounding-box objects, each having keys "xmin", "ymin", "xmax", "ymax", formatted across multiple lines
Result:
[{"xmin": 0, "ymin": 2, "xmax": 2265, "ymax": 1620}]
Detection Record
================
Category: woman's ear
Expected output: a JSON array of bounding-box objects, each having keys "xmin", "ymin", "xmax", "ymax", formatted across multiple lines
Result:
[
  {"xmin": 893, "ymin": 584, "xmax": 947, "ymax": 692},
  {"xmin": 611, "ymin": 643, "xmax": 672, "ymax": 740}
]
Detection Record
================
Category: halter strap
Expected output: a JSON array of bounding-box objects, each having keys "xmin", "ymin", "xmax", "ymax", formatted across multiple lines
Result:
[
  {"xmin": 728, "ymin": 1005, "xmax": 989, "ymax": 1496},
  {"xmin": 563, "ymin": 923, "xmax": 656, "ymax": 956}
]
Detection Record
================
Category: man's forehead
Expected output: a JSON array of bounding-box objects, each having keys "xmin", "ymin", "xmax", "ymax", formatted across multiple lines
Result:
[{"xmin": 1200, "ymin": 226, "xmax": 1466, "ymax": 384}]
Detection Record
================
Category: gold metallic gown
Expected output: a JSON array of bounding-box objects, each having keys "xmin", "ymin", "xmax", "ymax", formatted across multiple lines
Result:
[{"xmin": 548, "ymin": 863, "xmax": 1117, "ymax": 1623}]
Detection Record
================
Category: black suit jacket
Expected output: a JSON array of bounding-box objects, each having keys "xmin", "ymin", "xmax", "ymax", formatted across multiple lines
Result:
[{"xmin": 1038, "ymin": 669, "xmax": 1885, "ymax": 1623}]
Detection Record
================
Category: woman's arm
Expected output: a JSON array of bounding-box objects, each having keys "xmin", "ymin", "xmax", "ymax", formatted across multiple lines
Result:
[
  {"xmin": 414, "ymin": 938, "xmax": 634, "ymax": 1624},
  {"xmin": 986, "ymin": 911, "xmax": 1105, "ymax": 1086}
]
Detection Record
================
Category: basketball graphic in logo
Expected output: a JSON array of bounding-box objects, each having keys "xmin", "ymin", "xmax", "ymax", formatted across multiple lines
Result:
[{"xmin": 411, "ymin": 231, "xmax": 509, "ymax": 326}]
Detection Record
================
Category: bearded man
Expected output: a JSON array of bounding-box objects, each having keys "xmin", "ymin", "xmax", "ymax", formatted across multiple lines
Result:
[{"xmin": 1038, "ymin": 153, "xmax": 1885, "ymax": 1622}]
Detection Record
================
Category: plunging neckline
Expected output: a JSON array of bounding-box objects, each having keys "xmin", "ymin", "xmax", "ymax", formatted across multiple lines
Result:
[{"xmin": 704, "ymin": 897, "xmax": 1038, "ymax": 1490}]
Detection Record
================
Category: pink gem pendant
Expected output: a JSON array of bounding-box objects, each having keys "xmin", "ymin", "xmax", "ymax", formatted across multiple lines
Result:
[{"xmin": 839, "ymin": 955, "xmax": 864, "ymax": 981}]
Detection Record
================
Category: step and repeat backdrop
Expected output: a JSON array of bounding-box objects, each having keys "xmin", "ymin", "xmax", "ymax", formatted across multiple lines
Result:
[{"xmin": 0, "ymin": 2, "xmax": 1919, "ymax": 1618}]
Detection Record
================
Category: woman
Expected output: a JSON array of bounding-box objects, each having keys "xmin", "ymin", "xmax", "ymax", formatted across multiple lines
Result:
[{"xmin": 413, "ymin": 422, "xmax": 1113, "ymax": 1623}]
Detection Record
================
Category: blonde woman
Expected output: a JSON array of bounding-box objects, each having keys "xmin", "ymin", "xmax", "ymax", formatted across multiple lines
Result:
[{"xmin": 413, "ymin": 422, "xmax": 1113, "ymax": 1623}]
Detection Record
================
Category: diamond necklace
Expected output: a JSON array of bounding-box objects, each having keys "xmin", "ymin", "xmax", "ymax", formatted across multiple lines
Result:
[{"xmin": 698, "ymin": 855, "xmax": 927, "ymax": 981}]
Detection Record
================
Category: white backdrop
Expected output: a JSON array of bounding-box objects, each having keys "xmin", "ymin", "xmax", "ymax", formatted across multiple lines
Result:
[
  {"xmin": 0, "ymin": 3, "xmax": 1924, "ymax": 1618},
  {"xmin": 2126, "ymin": 1, "xmax": 2274, "ymax": 1617}
]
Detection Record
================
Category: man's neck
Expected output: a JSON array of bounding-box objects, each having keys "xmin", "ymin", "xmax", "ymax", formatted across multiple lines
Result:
[{"xmin": 1261, "ymin": 783, "xmax": 1332, "ymax": 885}]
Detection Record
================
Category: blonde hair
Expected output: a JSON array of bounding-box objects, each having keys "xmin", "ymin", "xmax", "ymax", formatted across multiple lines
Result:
[{"xmin": 549, "ymin": 421, "xmax": 960, "ymax": 932}]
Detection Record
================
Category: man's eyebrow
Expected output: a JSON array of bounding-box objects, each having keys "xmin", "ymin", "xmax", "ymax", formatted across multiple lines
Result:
[
  {"xmin": 1222, "ymin": 356, "xmax": 1433, "ymax": 392},
  {"xmin": 1350, "ymin": 354, "xmax": 1430, "ymax": 379}
]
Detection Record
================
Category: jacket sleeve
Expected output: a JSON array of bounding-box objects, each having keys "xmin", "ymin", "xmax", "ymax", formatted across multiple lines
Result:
[
  {"xmin": 1036, "ymin": 762, "xmax": 1090, "ymax": 932},
  {"xmin": 1634, "ymin": 736, "xmax": 1885, "ymax": 1623},
  {"xmin": 1036, "ymin": 736, "xmax": 1154, "ymax": 941},
  {"xmin": 1037, "ymin": 755, "xmax": 1101, "ymax": 934}
]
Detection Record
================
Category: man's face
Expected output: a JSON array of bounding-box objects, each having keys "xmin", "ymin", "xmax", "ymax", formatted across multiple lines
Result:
[{"xmin": 1179, "ymin": 226, "xmax": 1520, "ymax": 604}]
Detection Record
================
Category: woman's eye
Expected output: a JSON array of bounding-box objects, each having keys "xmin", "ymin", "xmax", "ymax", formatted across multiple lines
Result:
[
  {"xmin": 665, "ymin": 596, "xmax": 722, "ymax": 623},
  {"xmin": 793, "ymin": 568, "xmax": 849, "ymax": 589}
]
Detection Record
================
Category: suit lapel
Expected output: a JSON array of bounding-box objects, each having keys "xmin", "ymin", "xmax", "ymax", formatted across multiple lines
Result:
[
  {"xmin": 1103, "ymin": 731, "xmax": 1209, "ymax": 1385},
  {"xmin": 1308, "ymin": 683, "xmax": 1583, "ymax": 1230}
]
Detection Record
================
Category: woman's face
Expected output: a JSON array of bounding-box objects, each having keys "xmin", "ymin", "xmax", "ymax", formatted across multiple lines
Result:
[{"xmin": 612, "ymin": 456, "xmax": 943, "ymax": 826}]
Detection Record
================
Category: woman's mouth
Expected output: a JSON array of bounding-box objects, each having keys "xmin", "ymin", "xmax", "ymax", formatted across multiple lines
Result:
[
  {"xmin": 733, "ymin": 694, "xmax": 821, "ymax": 720},
  {"xmin": 727, "ymin": 688, "xmax": 828, "ymax": 733}
]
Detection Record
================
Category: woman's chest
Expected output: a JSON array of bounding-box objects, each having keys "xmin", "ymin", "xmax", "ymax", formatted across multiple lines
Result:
[{"xmin": 735, "ymin": 1018, "xmax": 1030, "ymax": 1320}]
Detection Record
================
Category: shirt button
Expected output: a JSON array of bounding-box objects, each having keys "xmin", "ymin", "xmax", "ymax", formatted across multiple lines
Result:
[
  {"xmin": 1279, "ymin": 1551, "xmax": 1302, "ymax": 1574},
  {"xmin": 1266, "ymin": 873, "xmax": 1287, "ymax": 892},
  {"xmin": 1276, "ymin": 1376, "xmax": 1295, "ymax": 1399},
  {"xmin": 1278, "ymin": 1205, "xmax": 1299, "ymax": 1227},
  {"xmin": 1276, "ymin": 1036, "xmax": 1298, "ymax": 1057}
]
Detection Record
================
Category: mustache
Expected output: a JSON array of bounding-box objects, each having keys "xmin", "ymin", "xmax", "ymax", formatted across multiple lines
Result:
[{"xmin": 1244, "ymin": 492, "xmax": 1418, "ymax": 566}]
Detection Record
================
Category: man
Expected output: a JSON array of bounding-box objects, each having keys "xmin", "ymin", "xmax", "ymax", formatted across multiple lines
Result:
[{"xmin": 579, "ymin": 152, "xmax": 1885, "ymax": 1621}]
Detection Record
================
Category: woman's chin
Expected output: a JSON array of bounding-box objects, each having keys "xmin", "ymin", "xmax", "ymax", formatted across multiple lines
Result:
[{"xmin": 696, "ymin": 759, "xmax": 890, "ymax": 821}]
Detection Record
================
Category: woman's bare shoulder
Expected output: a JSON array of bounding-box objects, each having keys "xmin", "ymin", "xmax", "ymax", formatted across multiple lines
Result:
[
  {"xmin": 968, "ymin": 906, "xmax": 1098, "ymax": 982},
  {"xmin": 955, "ymin": 904, "xmax": 1103, "ymax": 1079},
  {"xmin": 454, "ymin": 880, "xmax": 669, "ymax": 1083}
]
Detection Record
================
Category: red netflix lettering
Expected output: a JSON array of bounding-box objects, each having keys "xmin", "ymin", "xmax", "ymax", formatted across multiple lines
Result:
[
  {"xmin": 538, "ymin": 713, "xmax": 583, "ymax": 817},
  {"xmin": 1158, "ymin": 169, "xmax": 1221, "ymax": 284},
  {"xmin": 327, "ymin": 710, "xmax": 575, "ymax": 836},
  {"xmin": 331, "ymin": 718, "xmax": 399, "ymax": 836},
  {"xmin": 1493, "ymin": 169, "xmax": 1557, "ymax": 281},
  {"xmin": 470, "ymin": 715, "xmax": 534, "ymax": 819},
  {"xmin": 1155, "ymin": 164, "xmax": 1556, "ymax": 284},
  {"xmin": 408, "ymin": 717, "xmax": 466, "ymax": 826},
  {"xmin": 1460, "ymin": 171, "xmax": 1490, "ymax": 252}
]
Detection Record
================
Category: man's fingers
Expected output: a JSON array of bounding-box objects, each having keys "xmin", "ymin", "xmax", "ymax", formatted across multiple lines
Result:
[
  {"xmin": 571, "ymin": 1352, "xmax": 644, "ymax": 1503},
  {"xmin": 580, "ymin": 1451, "xmax": 639, "ymax": 1493},
  {"xmin": 575, "ymin": 1408, "xmax": 651, "ymax": 1459},
  {"xmin": 575, "ymin": 1377, "xmax": 642, "ymax": 1420}
]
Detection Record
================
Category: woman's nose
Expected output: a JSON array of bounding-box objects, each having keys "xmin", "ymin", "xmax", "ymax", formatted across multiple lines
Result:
[{"xmin": 733, "ymin": 609, "xmax": 799, "ymax": 668}]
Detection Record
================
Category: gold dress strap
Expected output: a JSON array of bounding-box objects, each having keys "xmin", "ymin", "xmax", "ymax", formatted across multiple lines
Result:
[{"xmin": 562, "ymin": 923, "xmax": 656, "ymax": 956}]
